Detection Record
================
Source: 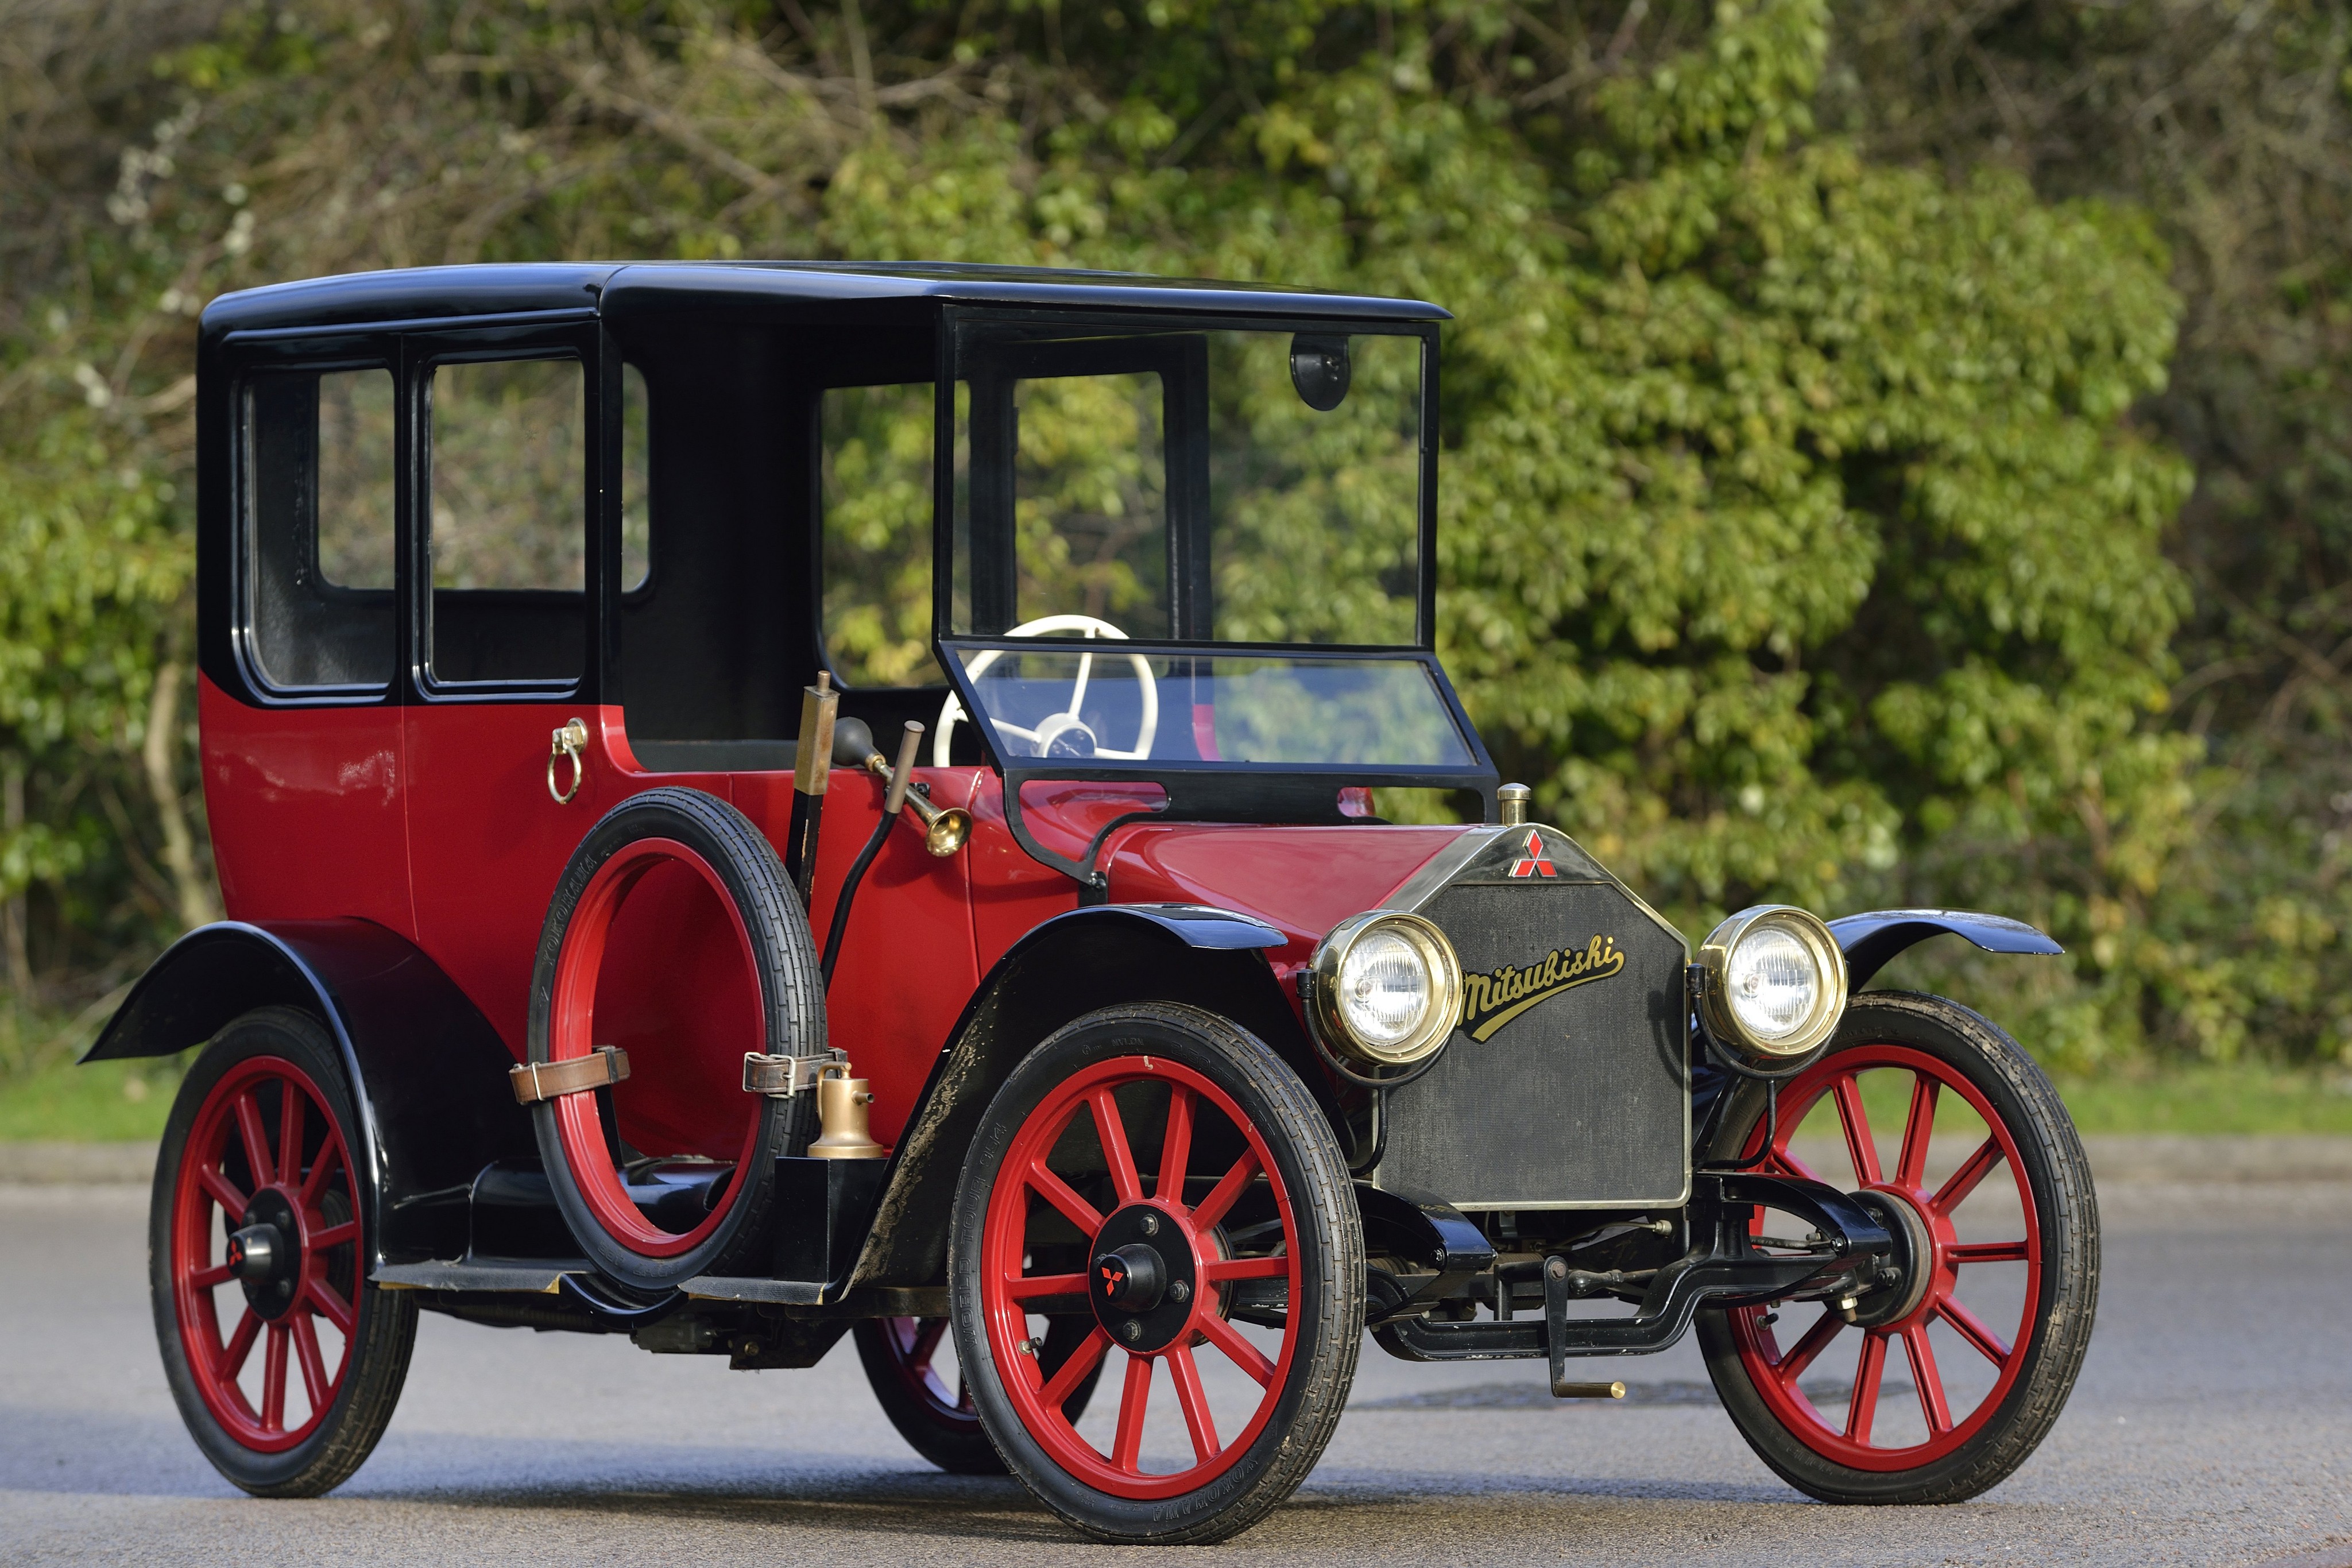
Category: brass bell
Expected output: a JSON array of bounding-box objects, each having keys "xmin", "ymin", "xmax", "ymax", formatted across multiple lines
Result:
[{"xmin": 808, "ymin": 1061, "xmax": 885, "ymax": 1160}]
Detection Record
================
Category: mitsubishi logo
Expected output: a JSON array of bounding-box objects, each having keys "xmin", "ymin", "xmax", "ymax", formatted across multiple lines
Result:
[{"xmin": 1507, "ymin": 829, "xmax": 1556, "ymax": 879}]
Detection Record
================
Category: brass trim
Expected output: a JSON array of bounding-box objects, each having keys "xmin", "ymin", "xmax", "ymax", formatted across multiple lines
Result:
[
  {"xmin": 1305, "ymin": 911, "xmax": 1465, "ymax": 1067},
  {"xmin": 1696, "ymin": 904, "xmax": 1849, "ymax": 1061},
  {"xmin": 546, "ymin": 718, "xmax": 588, "ymax": 805},
  {"xmin": 1497, "ymin": 783, "xmax": 1531, "ymax": 826}
]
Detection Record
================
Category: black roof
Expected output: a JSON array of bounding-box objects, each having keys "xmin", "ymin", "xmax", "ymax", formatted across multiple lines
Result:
[{"xmin": 199, "ymin": 261, "xmax": 1449, "ymax": 342}]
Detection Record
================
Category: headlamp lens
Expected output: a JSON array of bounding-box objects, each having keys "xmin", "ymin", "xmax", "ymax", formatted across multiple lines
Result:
[
  {"xmin": 1726, "ymin": 923, "xmax": 1820, "ymax": 1043},
  {"xmin": 1337, "ymin": 928, "xmax": 1433, "ymax": 1051}
]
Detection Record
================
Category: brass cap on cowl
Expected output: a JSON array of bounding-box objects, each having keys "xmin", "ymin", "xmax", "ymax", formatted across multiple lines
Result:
[{"xmin": 1497, "ymin": 783, "xmax": 1531, "ymax": 826}]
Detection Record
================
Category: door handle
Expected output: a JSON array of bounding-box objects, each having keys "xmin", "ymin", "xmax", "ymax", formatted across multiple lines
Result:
[{"xmin": 548, "ymin": 718, "xmax": 589, "ymax": 804}]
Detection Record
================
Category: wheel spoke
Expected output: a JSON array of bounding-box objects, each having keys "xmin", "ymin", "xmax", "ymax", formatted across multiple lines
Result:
[
  {"xmin": 219, "ymin": 1307, "xmax": 263, "ymax": 1380},
  {"xmin": 197, "ymin": 1164, "xmax": 247, "ymax": 1218},
  {"xmin": 1040, "ymin": 1326, "xmax": 1110, "ymax": 1410},
  {"xmin": 188, "ymin": 1261, "xmax": 236, "ymax": 1291},
  {"xmin": 1190, "ymin": 1150, "xmax": 1260, "ymax": 1232},
  {"xmin": 1157, "ymin": 1085, "xmax": 1194, "ymax": 1203},
  {"xmin": 1088, "ymin": 1087, "xmax": 1144, "ymax": 1207},
  {"xmin": 1200, "ymin": 1255, "xmax": 1286, "ymax": 1283},
  {"xmin": 234, "ymin": 1091, "xmax": 275, "ymax": 1189},
  {"xmin": 1771, "ymin": 1308, "xmax": 1846, "ymax": 1388},
  {"xmin": 1845, "ymin": 1330, "xmax": 1887, "ymax": 1444},
  {"xmin": 261, "ymin": 1324, "xmax": 289, "ymax": 1431},
  {"xmin": 308, "ymin": 1220, "xmax": 358, "ymax": 1252},
  {"xmin": 1111, "ymin": 1352, "xmax": 1152, "ymax": 1472},
  {"xmin": 291, "ymin": 1311, "xmax": 331, "ymax": 1412},
  {"xmin": 1902, "ymin": 1323, "xmax": 1953, "ymax": 1433},
  {"xmin": 1005, "ymin": 1270, "xmax": 1091, "ymax": 1301},
  {"xmin": 307, "ymin": 1275, "xmax": 355, "ymax": 1334},
  {"xmin": 907, "ymin": 1317, "xmax": 949, "ymax": 1368},
  {"xmin": 300, "ymin": 1140, "xmax": 341, "ymax": 1207},
  {"xmin": 277, "ymin": 1086, "xmax": 305, "ymax": 1198},
  {"xmin": 1025, "ymin": 1157, "xmax": 1107, "ymax": 1236},
  {"xmin": 1937, "ymin": 1298, "xmax": 2014, "ymax": 1366},
  {"xmin": 1831, "ymin": 1074, "xmax": 1882, "ymax": 1186},
  {"xmin": 1931, "ymin": 1137, "xmax": 2006, "ymax": 1213},
  {"xmin": 1167, "ymin": 1345, "xmax": 1221, "ymax": 1462},
  {"xmin": 1947, "ymin": 1238, "xmax": 2030, "ymax": 1265},
  {"xmin": 1197, "ymin": 1307, "xmax": 1275, "ymax": 1387},
  {"xmin": 1896, "ymin": 1071, "xmax": 1940, "ymax": 1190}
]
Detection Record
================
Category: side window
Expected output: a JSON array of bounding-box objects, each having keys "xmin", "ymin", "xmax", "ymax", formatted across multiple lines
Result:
[
  {"xmin": 821, "ymin": 382, "xmax": 935, "ymax": 686},
  {"xmin": 621, "ymin": 362, "xmax": 650, "ymax": 593},
  {"xmin": 244, "ymin": 366, "xmax": 396, "ymax": 691},
  {"xmin": 426, "ymin": 357, "xmax": 585, "ymax": 684}
]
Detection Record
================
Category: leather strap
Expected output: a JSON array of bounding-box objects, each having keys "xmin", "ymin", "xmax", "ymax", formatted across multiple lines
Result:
[{"xmin": 509, "ymin": 1046, "xmax": 630, "ymax": 1105}]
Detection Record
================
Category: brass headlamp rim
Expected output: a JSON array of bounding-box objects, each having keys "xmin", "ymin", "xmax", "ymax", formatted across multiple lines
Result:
[
  {"xmin": 1696, "ymin": 904, "xmax": 1848, "ymax": 1062},
  {"xmin": 1306, "ymin": 911, "xmax": 1465, "ymax": 1068}
]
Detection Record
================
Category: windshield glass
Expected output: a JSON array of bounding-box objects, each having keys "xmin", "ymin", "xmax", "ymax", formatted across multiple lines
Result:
[
  {"xmin": 949, "ymin": 321, "xmax": 1426, "ymax": 646},
  {"xmin": 950, "ymin": 646, "xmax": 1472, "ymax": 769}
]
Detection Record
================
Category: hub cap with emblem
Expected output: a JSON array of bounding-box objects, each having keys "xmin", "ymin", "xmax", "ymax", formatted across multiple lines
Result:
[{"xmin": 977, "ymin": 1054, "xmax": 1300, "ymax": 1499}]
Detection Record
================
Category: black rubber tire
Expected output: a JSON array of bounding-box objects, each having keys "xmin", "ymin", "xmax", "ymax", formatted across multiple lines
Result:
[
  {"xmin": 1695, "ymin": 991, "xmax": 2100, "ymax": 1504},
  {"xmin": 150, "ymin": 1006, "xmax": 417, "ymax": 1497},
  {"xmin": 855, "ymin": 1313, "xmax": 1103, "ymax": 1475},
  {"xmin": 527, "ymin": 786, "xmax": 823, "ymax": 1292},
  {"xmin": 949, "ymin": 1002, "xmax": 1362, "ymax": 1545}
]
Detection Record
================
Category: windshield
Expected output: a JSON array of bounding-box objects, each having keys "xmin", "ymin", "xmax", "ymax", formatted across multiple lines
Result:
[
  {"xmin": 948, "ymin": 320, "xmax": 1428, "ymax": 646},
  {"xmin": 949, "ymin": 646, "xmax": 1473, "ymax": 769}
]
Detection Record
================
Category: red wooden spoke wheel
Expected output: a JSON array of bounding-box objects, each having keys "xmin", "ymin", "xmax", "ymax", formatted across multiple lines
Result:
[
  {"xmin": 528, "ymin": 787, "xmax": 821, "ymax": 1292},
  {"xmin": 1696, "ymin": 993, "xmax": 2098, "ymax": 1505},
  {"xmin": 950, "ymin": 1004, "xmax": 1359, "ymax": 1545},
  {"xmin": 171, "ymin": 1052, "xmax": 362, "ymax": 1452},
  {"xmin": 151, "ymin": 1006, "xmax": 415, "ymax": 1496},
  {"xmin": 856, "ymin": 1313, "xmax": 1104, "ymax": 1474}
]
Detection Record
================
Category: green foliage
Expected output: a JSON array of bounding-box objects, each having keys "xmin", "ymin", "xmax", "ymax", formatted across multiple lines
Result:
[{"xmin": 0, "ymin": 0, "xmax": 2283, "ymax": 1079}]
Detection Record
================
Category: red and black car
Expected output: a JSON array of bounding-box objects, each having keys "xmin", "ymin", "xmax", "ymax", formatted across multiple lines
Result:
[{"xmin": 89, "ymin": 261, "xmax": 2097, "ymax": 1543}]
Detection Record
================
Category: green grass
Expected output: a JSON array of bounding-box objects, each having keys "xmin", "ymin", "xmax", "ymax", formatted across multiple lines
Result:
[
  {"xmin": 0, "ymin": 1053, "xmax": 187, "ymax": 1143},
  {"xmin": 2049, "ymin": 1064, "xmax": 2352, "ymax": 1135}
]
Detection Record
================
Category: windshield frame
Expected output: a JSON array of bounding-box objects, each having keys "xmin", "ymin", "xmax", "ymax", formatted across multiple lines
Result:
[{"xmin": 931, "ymin": 305, "xmax": 1442, "ymax": 655}]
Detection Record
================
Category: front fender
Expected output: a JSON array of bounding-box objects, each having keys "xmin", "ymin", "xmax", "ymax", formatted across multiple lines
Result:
[
  {"xmin": 847, "ymin": 903, "xmax": 1310, "ymax": 1294},
  {"xmin": 87, "ymin": 919, "xmax": 533, "ymax": 1268},
  {"xmin": 1829, "ymin": 908, "xmax": 2064, "ymax": 991}
]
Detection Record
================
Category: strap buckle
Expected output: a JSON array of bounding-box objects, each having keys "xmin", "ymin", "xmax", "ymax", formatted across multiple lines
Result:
[{"xmin": 509, "ymin": 1044, "xmax": 630, "ymax": 1105}]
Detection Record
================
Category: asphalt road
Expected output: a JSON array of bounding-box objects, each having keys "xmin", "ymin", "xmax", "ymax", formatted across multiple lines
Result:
[{"xmin": 3, "ymin": 1176, "xmax": 2348, "ymax": 1567}]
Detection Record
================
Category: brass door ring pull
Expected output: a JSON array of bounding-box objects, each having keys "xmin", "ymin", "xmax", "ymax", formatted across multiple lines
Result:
[{"xmin": 548, "ymin": 718, "xmax": 589, "ymax": 804}]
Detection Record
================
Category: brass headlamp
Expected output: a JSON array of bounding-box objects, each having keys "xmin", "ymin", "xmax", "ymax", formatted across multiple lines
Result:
[
  {"xmin": 1696, "ymin": 905, "xmax": 1847, "ymax": 1063},
  {"xmin": 1306, "ymin": 911, "xmax": 1464, "ymax": 1068}
]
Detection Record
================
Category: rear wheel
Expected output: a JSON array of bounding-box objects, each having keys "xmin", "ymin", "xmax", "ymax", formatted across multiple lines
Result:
[
  {"xmin": 855, "ymin": 1313, "xmax": 1102, "ymax": 1474},
  {"xmin": 1696, "ymin": 992, "xmax": 2099, "ymax": 1503},
  {"xmin": 950, "ymin": 1002, "xmax": 1361, "ymax": 1544},
  {"xmin": 150, "ymin": 1006, "xmax": 416, "ymax": 1496}
]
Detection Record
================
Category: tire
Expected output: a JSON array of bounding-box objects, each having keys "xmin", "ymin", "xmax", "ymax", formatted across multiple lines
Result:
[
  {"xmin": 1695, "ymin": 991, "xmax": 2099, "ymax": 1504},
  {"xmin": 855, "ymin": 1313, "xmax": 1102, "ymax": 1475},
  {"xmin": 528, "ymin": 787, "xmax": 823, "ymax": 1292},
  {"xmin": 949, "ymin": 1002, "xmax": 1361, "ymax": 1544},
  {"xmin": 150, "ymin": 1006, "xmax": 417, "ymax": 1496}
]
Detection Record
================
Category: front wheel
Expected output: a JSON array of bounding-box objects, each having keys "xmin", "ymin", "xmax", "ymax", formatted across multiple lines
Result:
[
  {"xmin": 949, "ymin": 1003, "xmax": 1361, "ymax": 1544},
  {"xmin": 1696, "ymin": 991, "xmax": 2099, "ymax": 1504}
]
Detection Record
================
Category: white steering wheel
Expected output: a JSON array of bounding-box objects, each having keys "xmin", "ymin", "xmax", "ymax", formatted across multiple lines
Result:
[{"xmin": 935, "ymin": 614, "xmax": 1160, "ymax": 766}]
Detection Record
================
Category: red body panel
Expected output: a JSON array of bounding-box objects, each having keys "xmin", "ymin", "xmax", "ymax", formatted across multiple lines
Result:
[
  {"xmin": 205, "ymin": 682, "xmax": 1470, "ymax": 1159},
  {"xmin": 200, "ymin": 675, "xmax": 415, "ymax": 936}
]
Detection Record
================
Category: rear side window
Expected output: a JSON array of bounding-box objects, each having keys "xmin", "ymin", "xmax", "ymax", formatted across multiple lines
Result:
[
  {"xmin": 821, "ymin": 382, "xmax": 936, "ymax": 687},
  {"xmin": 425, "ymin": 357, "xmax": 585, "ymax": 684},
  {"xmin": 243, "ymin": 366, "xmax": 396, "ymax": 691}
]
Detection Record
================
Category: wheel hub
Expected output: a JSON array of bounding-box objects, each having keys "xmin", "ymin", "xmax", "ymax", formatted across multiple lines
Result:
[
  {"xmin": 1843, "ymin": 1187, "xmax": 1935, "ymax": 1328},
  {"xmin": 1089, "ymin": 1203, "xmax": 1196, "ymax": 1353},
  {"xmin": 236, "ymin": 1189, "xmax": 302, "ymax": 1319}
]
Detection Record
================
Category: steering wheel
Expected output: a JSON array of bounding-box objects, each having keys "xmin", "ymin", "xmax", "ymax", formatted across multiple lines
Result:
[{"xmin": 934, "ymin": 614, "xmax": 1160, "ymax": 766}]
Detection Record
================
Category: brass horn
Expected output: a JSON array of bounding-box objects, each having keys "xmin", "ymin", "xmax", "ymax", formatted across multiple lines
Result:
[{"xmin": 832, "ymin": 718, "xmax": 970, "ymax": 857}]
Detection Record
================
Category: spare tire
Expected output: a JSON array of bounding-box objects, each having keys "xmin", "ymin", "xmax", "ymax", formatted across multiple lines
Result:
[{"xmin": 527, "ymin": 785, "xmax": 823, "ymax": 1291}]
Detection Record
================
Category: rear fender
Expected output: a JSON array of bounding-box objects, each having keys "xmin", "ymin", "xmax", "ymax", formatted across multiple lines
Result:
[
  {"xmin": 86, "ymin": 920, "xmax": 534, "ymax": 1268},
  {"xmin": 848, "ymin": 904, "xmax": 1314, "ymax": 1292},
  {"xmin": 1829, "ymin": 908, "xmax": 2064, "ymax": 992}
]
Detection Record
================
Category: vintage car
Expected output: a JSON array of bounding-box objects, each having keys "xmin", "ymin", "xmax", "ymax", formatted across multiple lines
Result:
[{"xmin": 88, "ymin": 260, "xmax": 2096, "ymax": 1543}]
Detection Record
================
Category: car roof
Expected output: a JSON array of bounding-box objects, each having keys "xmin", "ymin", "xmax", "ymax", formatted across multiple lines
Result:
[{"xmin": 199, "ymin": 261, "xmax": 1450, "ymax": 341}]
